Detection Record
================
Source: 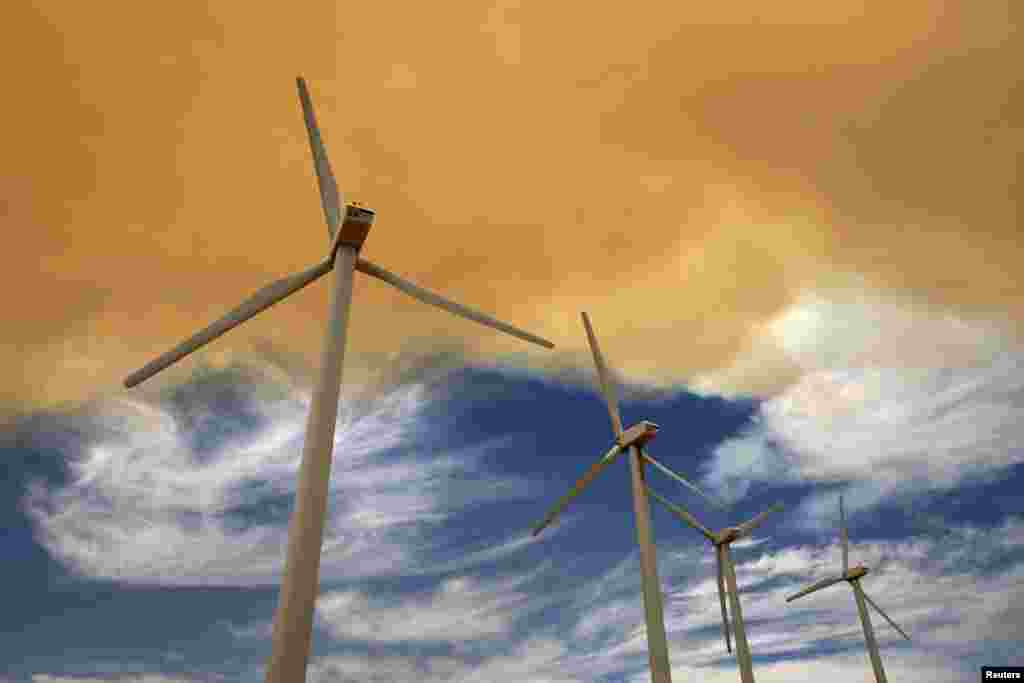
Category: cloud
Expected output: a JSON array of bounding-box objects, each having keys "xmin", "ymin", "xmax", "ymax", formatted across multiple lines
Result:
[
  {"xmin": 8, "ymin": 1, "xmax": 1021, "ymax": 416},
  {"xmin": 32, "ymin": 678, "xmax": 201, "ymax": 683},
  {"xmin": 573, "ymin": 520, "xmax": 1023, "ymax": 682},
  {"xmin": 693, "ymin": 287, "xmax": 1017, "ymax": 397},
  {"xmin": 653, "ymin": 653, "xmax": 969, "ymax": 683},
  {"xmin": 301, "ymin": 519, "xmax": 1023, "ymax": 683},
  {"xmin": 701, "ymin": 293, "xmax": 1024, "ymax": 511},
  {"xmin": 315, "ymin": 568, "xmax": 549, "ymax": 642},
  {"xmin": 23, "ymin": 362, "xmax": 538, "ymax": 585},
  {"xmin": 307, "ymin": 638, "xmax": 583, "ymax": 683}
]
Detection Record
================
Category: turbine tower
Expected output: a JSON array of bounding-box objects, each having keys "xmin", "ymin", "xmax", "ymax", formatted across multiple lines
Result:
[
  {"xmin": 530, "ymin": 312, "xmax": 723, "ymax": 683},
  {"xmin": 123, "ymin": 77, "xmax": 554, "ymax": 683},
  {"xmin": 648, "ymin": 489, "xmax": 783, "ymax": 683},
  {"xmin": 785, "ymin": 495, "xmax": 911, "ymax": 683}
]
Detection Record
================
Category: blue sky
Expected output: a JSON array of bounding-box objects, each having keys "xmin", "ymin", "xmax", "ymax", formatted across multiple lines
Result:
[{"xmin": 4, "ymin": 294, "xmax": 1023, "ymax": 682}]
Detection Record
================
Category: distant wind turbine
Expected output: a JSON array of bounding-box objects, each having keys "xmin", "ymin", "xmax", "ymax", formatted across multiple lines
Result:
[
  {"xmin": 123, "ymin": 77, "xmax": 554, "ymax": 683},
  {"xmin": 530, "ymin": 312, "xmax": 724, "ymax": 683},
  {"xmin": 648, "ymin": 489, "xmax": 783, "ymax": 683},
  {"xmin": 785, "ymin": 495, "xmax": 911, "ymax": 683}
]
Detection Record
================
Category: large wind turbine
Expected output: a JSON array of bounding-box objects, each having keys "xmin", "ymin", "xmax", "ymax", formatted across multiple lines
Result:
[
  {"xmin": 530, "ymin": 312, "xmax": 723, "ymax": 683},
  {"xmin": 648, "ymin": 489, "xmax": 783, "ymax": 683},
  {"xmin": 785, "ymin": 495, "xmax": 911, "ymax": 683},
  {"xmin": 123, "ymin": 77, "xmax": 554, "ymax": 683}
]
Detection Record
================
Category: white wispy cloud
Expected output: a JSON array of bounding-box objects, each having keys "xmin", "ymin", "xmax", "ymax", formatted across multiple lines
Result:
[
  {"xmin": 307, "ymin": 637, "xmax": 584, "ymax": 683},
  {"xmin": 315, "ymin": 563, "xmax": 556, "ymax": 642},
  {"xmin": 646, "ymin": 652, "xmax": 970, "ymax": 683},
  {"xmin": 700, "ymin": 293, "xmax": 1024, "ymax": 514},
  {"xmin": 30, "ymin": 457, "xmax": 1021, "ymax": 683},
  {"xmin": 32, "ymin": 677, "xmax": 202, "ymax": 683},
  {"xmin": 23, "ymin": 367, "xmax": 538, "ymax": 585},
  {"xmin": 463, "ymin": 515, "xmax": 1019, "ymax": 682},
  {"xmin": 666, "ymin": 522, "xmax": 1019, "ymax": 679},
  {"xmin": 287, "ymin": 521, "xmax": 1022, "ymax": 682}
]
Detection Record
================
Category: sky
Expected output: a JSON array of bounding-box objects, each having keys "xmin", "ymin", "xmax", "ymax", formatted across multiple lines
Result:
[{"xmin": 3, "ymin": 0, "xmax": 1022, "ymax": 681}]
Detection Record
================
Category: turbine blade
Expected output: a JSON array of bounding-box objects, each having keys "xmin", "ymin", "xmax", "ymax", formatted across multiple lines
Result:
[
  {"xmin": 862, "ymin": 590, "xmax": 911, "ymax": 641},
  {"xmin": 716, "ymin": 545, "xmax": 733, "ymax": 654},
  {"xmin": 580, "ymin": 312, "xmax": 623, "ymax": 437},
  {"xmin": 645, "ymin": 486, "xmax": 716, "ymax": 541},
  {"xmin": 785, "ymin": 575, "xmax": 845, "ymax": 602},
  {"xmin": 639, "ymin": 450, "xmax": 727, "ymax": 510},
  {"xmin": 531, "ymin": 444, "xmax": 623, "ymax": 536},
  {"xmin": 840, "ymin": 494, "xmax": 849, "ymax": 574},
  {"xmin": 355, "ymin": 258, "xmax": 554, "ymax": 349},
  {"xmin": 735, "ymin": 502, "xmax": 785, "ymax": 539},
  {"xmin": 296, "ymin": 76, "xmax": 344, "ymax": 240},
  {"xmin": 124, "ymin": 259, "xmax": 333, "ymax": 388}
]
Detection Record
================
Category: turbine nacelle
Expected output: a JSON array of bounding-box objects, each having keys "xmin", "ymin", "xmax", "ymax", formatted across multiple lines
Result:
[
  {"xmin": 716, "ymin": 527, "xmax": 743, "ymax": 545},
  {"xmin": 330, "ymin": 202, "xmax": 376, "ymax": 255},
  {"xmin": 616, "ymin": 420, "xmax": 660, "ymax": 449},
  {"xmin": 845, "ymin": 565, "xmax": 869, "ymax": 581}
]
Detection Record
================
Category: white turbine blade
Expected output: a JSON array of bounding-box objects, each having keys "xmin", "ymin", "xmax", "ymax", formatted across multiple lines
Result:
[
  {"xmin": 735, "ymin": 502, "xmax": 785, "ymax": 539},
  {"xmin": 785, "ymin": 575, "xmax": 845, "ymax": 602},
  {"xmin": 531, "ymin": 444, "xmax": 623, "ymax": 536},
  {"xmin": 862, "ymin": 590, "xmax": 912, "ymax": 641},
  {"xmin": 715, "ymin": 545, "xmax": 733, "ymax": 654},
  {"xmin": 580, "ymin": 312, "xmax": 623, "ymax": 437},
  {"xmin": 645, "ymin": 486, "xmax": 716, "ymax": 541},
  {"xmin": 124, "ymin": 259, "xmax": 333, "ymax": 388},
  {"xmin": 840, "ymin": 494, "xmax": 849, "ymax": 574},
  {"xmin": 355, "ymin": 258, "xmax": 554, "ymax": 349},
  {"xmin": 639, "ymin": 450, "xmax": 727, "ymax": 510},
  {"xmin": 296, "ymin": 76, "xmax": 344, "ymax": 240}
]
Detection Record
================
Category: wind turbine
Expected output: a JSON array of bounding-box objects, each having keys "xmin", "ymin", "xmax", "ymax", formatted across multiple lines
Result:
[
  {"xmin": 530, "ymin": 312, "xmax": 723, "ymax": 683},
  {"xmin": 785, "ymin": 495, "xmax": 911, "ymax": 683},
  {"xmin": 647, "ymin": 489, "xmax": 783, "ymax": 683},
  {"xmin": 123, "ymin": 77, "xmax": 555, "ymax": 683}
]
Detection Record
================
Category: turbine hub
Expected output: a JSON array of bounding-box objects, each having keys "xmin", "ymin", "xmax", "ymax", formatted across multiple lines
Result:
[
  {"xmin": 616, "ymin": 420, "xmax": 659, "ymax": 449},
  {"xmin": 336, "ymin": 202, "xmax": 376, "ymax": 253}
]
